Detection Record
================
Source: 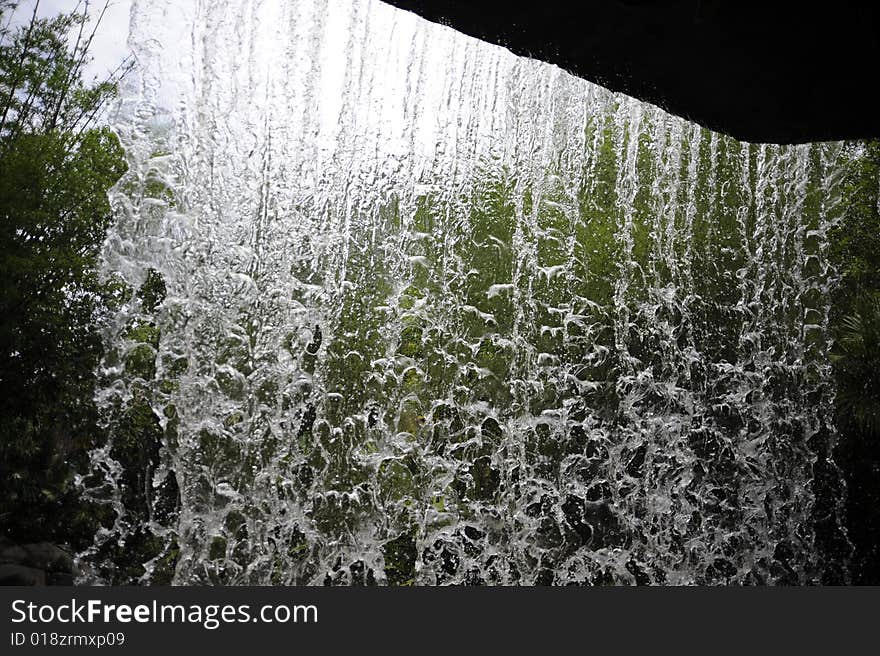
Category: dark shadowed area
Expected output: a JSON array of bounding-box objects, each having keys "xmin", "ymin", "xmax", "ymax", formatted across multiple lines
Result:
[{"xmin": 383, "ymin": 0, "xmax": 880, "ymax": 144}]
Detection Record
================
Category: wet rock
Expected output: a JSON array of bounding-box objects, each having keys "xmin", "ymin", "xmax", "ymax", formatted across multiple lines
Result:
[
  {"xmin": 22, "ymin": 542, "xmax": 74, "ymax": 573},
  {"xmin": 0, "ymin": 564, "xmax": 46, "ymax": 586},
  {"xmin": 0, "ymin": 539, "xmax": 76, "ymax": 586},
  {"xmin": 0, "ymin": 543, "xmax": 27, "ymax": 564},
  {"xmin": 46, "ymin": 572, "xmax": 75, "ymax": 586}
]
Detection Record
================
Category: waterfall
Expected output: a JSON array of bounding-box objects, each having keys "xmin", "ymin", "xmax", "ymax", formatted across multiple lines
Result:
[{"xmin": 84, "ymin": 0, "xmax": 850, "ymax": 585}]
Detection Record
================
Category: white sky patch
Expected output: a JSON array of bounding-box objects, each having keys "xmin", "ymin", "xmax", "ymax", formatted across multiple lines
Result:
[{"xmin": 9, "ymin": 0, "xmax": 133, "ymax": 81}]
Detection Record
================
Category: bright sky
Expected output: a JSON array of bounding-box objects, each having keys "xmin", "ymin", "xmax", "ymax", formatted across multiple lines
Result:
[{"xmin": 10, "ymin": 0, "xmax": 133, "ymax": 80}]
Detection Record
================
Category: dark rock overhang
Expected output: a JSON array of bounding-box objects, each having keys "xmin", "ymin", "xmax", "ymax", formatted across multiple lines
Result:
[{"xmin": 382, "ymin": 1, "xmax": 880, "ymax": 144}]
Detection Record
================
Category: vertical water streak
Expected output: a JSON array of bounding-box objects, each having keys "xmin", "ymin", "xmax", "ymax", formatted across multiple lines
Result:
[{"xmin": 89, "ymin": 0, "xmax": 850, "ymax": 585}]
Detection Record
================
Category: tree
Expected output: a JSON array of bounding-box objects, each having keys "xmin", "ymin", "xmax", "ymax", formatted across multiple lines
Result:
[
  {"xmin": 0, "ymin": 0, "xmax": 129, "ymax": 547},
  {"xmin": 827, "ymin": 140, "xmax": 880, "ymax": 583},
  {"xmin": 829, "ymin": 141, "xmax": 880, "ymax": 437}
]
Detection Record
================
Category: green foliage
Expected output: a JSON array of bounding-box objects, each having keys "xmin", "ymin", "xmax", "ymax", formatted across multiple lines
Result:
[
  {"xmin": 125, "ymin": 343, "xmax": 157, "ymax": 380},
  {"xmin": 138, "ymin": 268, "xmax": 167, "ymax": 313},
  {"xmin": 829, "ymin": 141, "xmax": 880, "ymax": 437},
  {"xmin": 382, "ymin": 532, "xmax": 417, "ymax": 585},
  {"xmin": 0, "ymin": 0, "xmax": 871, "ymax": 585},
  {"xmin": 832, "ymin": 297, "xmax": 880, "ymax": 433},
  {"xmin": 0, "ymin": 1, "xmax": 129, "ymax": 547},
  {"xmin": 826, "ymin": 140, "xmax": 880, "ymax": 583},
  {"xmin": 829, "ymin": 142, "xmax": 880, "ymax": 307}
]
